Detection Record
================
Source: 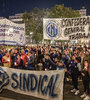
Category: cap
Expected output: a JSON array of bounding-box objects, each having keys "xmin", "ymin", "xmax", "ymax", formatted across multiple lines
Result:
[{"xmin": 59, "ymin": 60, "xmax": 64, "ymax": 64}]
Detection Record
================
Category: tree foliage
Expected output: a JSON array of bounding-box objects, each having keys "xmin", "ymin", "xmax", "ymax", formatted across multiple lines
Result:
[{"xmin": 22, "ymin": 4, "xmax": 80, "ymax": 42}]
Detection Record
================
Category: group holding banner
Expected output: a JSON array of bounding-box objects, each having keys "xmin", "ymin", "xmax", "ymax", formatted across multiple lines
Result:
[{"xmin": 0, "ymin": 67, "xmax": 65, "ymax": 100}]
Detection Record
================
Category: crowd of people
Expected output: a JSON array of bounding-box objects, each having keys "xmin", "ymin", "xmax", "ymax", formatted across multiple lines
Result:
[{"xmin": 0, "ymin": 44, "xmax": 90, "ymax": 100}]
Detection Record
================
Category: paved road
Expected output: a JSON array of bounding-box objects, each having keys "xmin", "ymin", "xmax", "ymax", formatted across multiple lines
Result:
[
  {"xmin": 0, "ymin": 82, "xmax": 83, "ymax": 100},
  {"xmin": 63, "ymin": 82, "xmax": 83, "ymax": 100}
]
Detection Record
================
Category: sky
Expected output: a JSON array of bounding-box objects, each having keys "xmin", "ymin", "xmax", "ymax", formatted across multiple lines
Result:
[{"xmin": 0, "ymin": 0, "xmax": 90, "ymax": 17}]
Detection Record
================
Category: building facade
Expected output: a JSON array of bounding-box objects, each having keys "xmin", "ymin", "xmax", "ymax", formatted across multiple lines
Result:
[
  {"xmin": 9, "ymin": 13, "xmax": 23, "ymax": 23},
  {"xmin": 0, "ymin": 17, "xmax": 4, "ymax": 20},
  {"xmin": 79, "ymin": 6, "xmax": 87, "ymax": 16}
]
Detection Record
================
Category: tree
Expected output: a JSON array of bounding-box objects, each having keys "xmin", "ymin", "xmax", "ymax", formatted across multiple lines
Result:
[
  {"xmin": 50, "ymin": 4, "xmax": 80, "ymax": 18},
  {"xmin": 22, "ymin": 5, "xmax": 80, "ymax": 42}
]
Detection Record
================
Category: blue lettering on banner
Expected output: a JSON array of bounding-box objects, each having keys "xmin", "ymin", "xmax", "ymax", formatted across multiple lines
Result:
[
  {"xmin": 20, "ymin": 73, "xmax": 22, "ymax": 90},
  {"xmin": 37, "ymin": 75, "xmax": 42, "ymax": 93},
  {"xmin": 41, "ymin": 75, "xmax": 48, "ymax": 95},
  {"xmin": 0, "ymin": 67, "xmax": 60, "ymax": 98},
  {"xmin": 23, "ymin": 74, "xmax": 29, "ymax": 91},
  {"xmin": 11, "ymin": 73, "xmax": 59, "ymax": 97},
  {"xmin": 45, "ymin": 75, "xmax": 54, "ymax": 96},
  {"xmin": 30, "ymin": 74, "xmax": 37, "ymax": 91},
  {"xmin": 0, "ymin": 25, "xmax": 24, "ymax": 31},
  {"xmin": 46, "ymin": 22, "xmax": 58, "ymax": 38},
  {"xmin": 11, "ymin": 73, "xmax": 19, "ymax": 89},
  {"xmin": 50, "ymin": 74, "xmax": 59, "ymax": 97}
]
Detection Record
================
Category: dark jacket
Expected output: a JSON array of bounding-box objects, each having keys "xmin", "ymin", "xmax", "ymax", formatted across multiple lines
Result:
[{"xmin": 43, "ymin": 59, "xmax": 57, "ymax": 70}]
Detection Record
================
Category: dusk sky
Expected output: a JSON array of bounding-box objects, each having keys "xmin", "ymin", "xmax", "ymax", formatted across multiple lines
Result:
[{"xmin": 0, "ymin": 0, "xmax": 90, "ymax": 17}]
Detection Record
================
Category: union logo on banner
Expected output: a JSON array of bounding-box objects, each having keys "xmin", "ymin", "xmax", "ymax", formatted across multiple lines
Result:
[
  {"xmin": 46, "ymin": 22, "xmax": 58, "ymax": 38},
  {"xmin": 0, "ymin": 67, "xmax": 9, "ymax": 92},
  {"xmin": 43, "ymin": 19, "xmax": 62, "ymax": 40}
]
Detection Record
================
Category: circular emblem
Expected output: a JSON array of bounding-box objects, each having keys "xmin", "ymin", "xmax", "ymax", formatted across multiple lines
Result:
[
  {"xmin": 0, "ymin": 67, "xmax": 9, "ymax": 91},
  {"xmin": 46, "ymin": 22, "xmax": 58, "ymax": 38}
]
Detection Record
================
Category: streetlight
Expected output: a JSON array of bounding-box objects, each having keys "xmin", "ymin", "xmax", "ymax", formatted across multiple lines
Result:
[
  {"xmin": 30, "ymin": 32, "xmax": 33, "ymax": 35},
  {"xmin": 29, "ymin": 32, "xmax": 33, "ymax": 43}
]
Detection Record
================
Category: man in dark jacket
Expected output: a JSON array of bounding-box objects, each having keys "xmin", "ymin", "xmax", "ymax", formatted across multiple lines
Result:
[{"xmin": 43, "ymin": 54, "xmax": 57, "ymax": 70}]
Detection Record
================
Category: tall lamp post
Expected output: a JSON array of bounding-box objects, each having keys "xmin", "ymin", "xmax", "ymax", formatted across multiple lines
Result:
[{"xmin": 29, "ymin": 32, "xmax": 33, "ymax": 44}]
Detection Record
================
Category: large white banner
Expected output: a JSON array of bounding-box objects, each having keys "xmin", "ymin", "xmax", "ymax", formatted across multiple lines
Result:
[
  {"xmin": 0, "ymin": 18, "xmax": 25, "ymax": 46},
  {"xmin": 43, "ymin": 16, "xmax": 90, "ymax": 40},
  {"xmin": 0, "ymin": 67, "xmax": 64, "ymax": 100}
]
